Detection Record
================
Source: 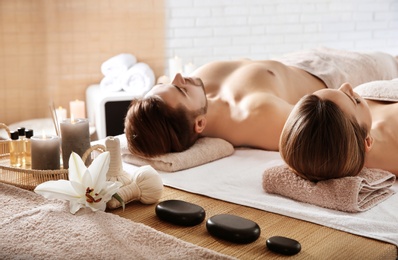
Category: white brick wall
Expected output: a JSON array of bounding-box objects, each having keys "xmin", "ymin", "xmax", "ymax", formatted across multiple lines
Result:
[{"xmin": 164, "ymin": 0, "xmax": 398, "ymax": 75}]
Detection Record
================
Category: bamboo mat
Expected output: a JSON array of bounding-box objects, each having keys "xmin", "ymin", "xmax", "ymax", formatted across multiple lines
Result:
[{"xmin": 110, "ymin": 186, "xmax": 397, "ymax": 260}]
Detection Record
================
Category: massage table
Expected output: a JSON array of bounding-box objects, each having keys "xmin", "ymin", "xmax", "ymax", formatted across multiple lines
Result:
[
  {"xmin": 112, "ymin": 79, "xmax": 398, "ymax": 259},
  {"xmin": 111, "ymin": 137, "xmax": 398, "ymax": 259}
]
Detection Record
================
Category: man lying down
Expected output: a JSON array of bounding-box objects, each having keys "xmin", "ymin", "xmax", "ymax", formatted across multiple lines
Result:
[{"xmin": 124, "ymin": 47, "xmax": 398, "ymax": 158}]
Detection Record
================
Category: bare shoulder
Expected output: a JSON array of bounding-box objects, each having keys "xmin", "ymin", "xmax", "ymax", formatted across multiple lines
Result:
[
  {"xmin": 228, "ymin": 93, "xmax": 293, "ymax": 150},
  {"xmin": 366, "ymin": 101, "xmax": 398, "ymax": 174},
  {"xmin": 369, "ymin": 100, "xmax": 398, "ymax": 124}
]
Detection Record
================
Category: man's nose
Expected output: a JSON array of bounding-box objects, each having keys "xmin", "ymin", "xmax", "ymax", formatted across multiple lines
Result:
[
  {"xmin": 339, "ymin": 82, "xmax": 353, "ymax": 91},
  {"xmin": 172, "ymin": 73, "xmax": 185, "ymax": 84}
]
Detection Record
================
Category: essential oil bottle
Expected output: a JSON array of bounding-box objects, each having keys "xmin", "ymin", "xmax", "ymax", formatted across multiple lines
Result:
[
  {"xmin": 9, "ymin": 131, "xmax": 24, "ymax": 167},
  {"xmin": 17, "ymin": 127, "xmax": 26, "ymax": 165},
  {"xmin": 24, "ymin": 129, "xmax": 34, "ymax": 167}
]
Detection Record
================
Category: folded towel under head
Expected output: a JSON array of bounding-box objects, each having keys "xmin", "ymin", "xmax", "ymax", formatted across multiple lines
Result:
[
  {"xmin": 262, "ymin": 165, "xmax": 396, "ymax": 212},
  {"xmin": 355, "ymin": 78, "xmax": 398, "ymax": 102},
  {"xmin": 119, "ymin": 62, "xmax": 155, "ymax": 96},
  {"xmin": 101, "ymin": 53, "xmax": 137, "ymax": 77},
  {"xmin": 120, "ymin": 136, "xmax": 235, "ymax": 172}
]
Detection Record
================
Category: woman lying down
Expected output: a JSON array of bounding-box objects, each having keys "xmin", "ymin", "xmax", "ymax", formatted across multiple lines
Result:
[{"xmin": 280, "ymin": 79, "xmax": 398, "ymax": 181}]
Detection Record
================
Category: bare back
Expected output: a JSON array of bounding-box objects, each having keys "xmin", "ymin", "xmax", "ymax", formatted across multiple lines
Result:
[
  {"xmin": 365, "ymin": 100, "xmax": 398, "ymax": 175},
  {"xmin": 192, "ymin": 60, "xmax": 327, "ymax": 150}
]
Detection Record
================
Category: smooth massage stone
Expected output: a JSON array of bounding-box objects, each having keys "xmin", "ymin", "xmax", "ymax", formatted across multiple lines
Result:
[
  {"xmin": 155, "ymin": 199, "xmax": 206, "ymax": 226},
  {"xmin": 266, "ymin": 236, "xmax": 301, "ymax": 255},
  {"xmin": 206, "ymin": 214, "xmax": 261, "ymax": 244}
]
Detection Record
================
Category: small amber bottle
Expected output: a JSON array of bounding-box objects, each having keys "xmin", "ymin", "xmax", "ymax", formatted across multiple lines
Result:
[
  {"xmin": 24, "ymin": 129, "xmax": 34, "ymax": 167},
  {"xmin": 9, "ymin": 131, "xmax": 24, "ymax": 167},
  {"xmin": 17, "ymin": 127, "xmax": 26, "ymax": 165}
]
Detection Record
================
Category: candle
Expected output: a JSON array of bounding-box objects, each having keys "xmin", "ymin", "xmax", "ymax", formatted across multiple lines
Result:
[
  {"xmin": 55, "ymin": 106, "xmax": 67, "ymax": 123},
  {"xmin": 60, "ymin": 118, "xmax": 91, "ymax": 169},
  {"xmin": 31, "ymin": 135, "xmax": 61, "ymax": 170},
  {"xmin": 70, "ymin": 100, "xmax": 86, "ymax": 119},
  {"xmin": 184, "ymin": 62, "xmax": 196, "ymax": 76},
  {"xmin": 168, "ymin": 56, "xmax": 182, "ymax": 80}
]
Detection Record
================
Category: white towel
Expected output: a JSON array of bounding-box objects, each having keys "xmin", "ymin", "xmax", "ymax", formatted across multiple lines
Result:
[
  {"xmin": 99, "ymin": 75, "xmax": 123, "ymax": 92},
  {"xmin": 120, "ymin": 148, "xmax": 398, "ymax": 247},
  {"xmin": 120, "ymin": 62, "xmax": 155, "ymax": 96},
  {"xmin": 355, "ymin": 78, "xmax": 398, "ymax": 102},
  {"xmin": 101, "ymin": 53, "xmax": 137, "ymax": 77}
]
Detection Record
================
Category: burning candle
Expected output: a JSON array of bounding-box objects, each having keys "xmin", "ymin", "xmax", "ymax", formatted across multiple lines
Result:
[
  {"xmin": 69, "ymin": 100, "xmax": 86, "ymax": 119},
  {"xmin": 168, "ymin": 56, "xmax": 182, "ymax": 80},
  {"xmin": 60, "ymin": 118, "xmax": 91, "ymax": 169},
  {"xmin": 55, "ymin": 106, "xmax": 67, "ymax": 123},
  {"xmin": 31, "ymin": 135, "xmax": 61, "ymax": 170}
]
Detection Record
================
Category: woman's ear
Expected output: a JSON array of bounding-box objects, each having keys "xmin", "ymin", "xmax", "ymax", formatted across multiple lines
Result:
[
  {"xmin": 365, "ymin": 135, "xmax": 374, "ymax": 152},
  {"xmin": 194, "ymin": 115, "xmax": 207, "ymax": 133}
]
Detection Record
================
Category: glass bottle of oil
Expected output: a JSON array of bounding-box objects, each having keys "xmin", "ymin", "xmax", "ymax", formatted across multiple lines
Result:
[
  {"xmin": 24, "ymin": 129, "xmax": 34, "ymax": 167},
  {"xmin": 9, "ymin": 131, "xmax": 23, "ymax": 167},
  {"xmin": 17, "ymin": 127, "xmax": 26, "ymax": 165}
]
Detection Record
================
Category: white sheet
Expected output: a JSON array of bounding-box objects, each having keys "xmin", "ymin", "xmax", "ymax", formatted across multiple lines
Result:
[{"xmin": 122, "ymin": 148, "xmax": 398, "ymax": 247}]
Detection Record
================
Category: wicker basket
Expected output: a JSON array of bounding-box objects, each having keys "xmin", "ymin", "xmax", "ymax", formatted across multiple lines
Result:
[
  {"xmin": 0, "ymin": 123, "xmax": 10, "ymax": 155},
  {"xmin": 0, "ymin": 123, "xmax": 106, "ymax": 191},
  {"xmin": 0, "ymin": 123, "xmax": 69, "ymax": 190},
  {"xmin": 0, "ymin": 123, "xmax": 67, "ymax": 190}
]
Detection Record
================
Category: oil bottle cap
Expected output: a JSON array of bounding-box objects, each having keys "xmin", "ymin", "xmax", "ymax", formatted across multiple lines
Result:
[
  {"xmin": 17, "ymin": 127, "xmax": 26, "ymax": 136},
  {"xmin": 10, "ymin": 131, "xmax": 19, "ymax": 140},
  {"xmin": 25, "ymin": 129, "xmax": 34, "ymax": 138}
]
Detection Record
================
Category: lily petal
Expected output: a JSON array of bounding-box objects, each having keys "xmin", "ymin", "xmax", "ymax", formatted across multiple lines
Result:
[
  {"xmin": 34, "ymin": 180, "xmax": 79, "ymax": 201},
  {"xmin": 88, "ymin": 152, "xmax": 110, "ymax": 190},
  {"xmin": 85, "ymin": 199, "xmax": 107, "ymax": 212},
  {"xmin": 81, "ymin": 169, "xmax": 94, "ymax": 191},
  {"xmin": 69, "ymin": 200, "xmax": 86, "ymax": 214},
  {"xmin": 69, "ymin": 180, "xmax": 85, "ymax": 195},
  {"xmin": 100, "ymin": 181, "xmax": 123, "ymax": 202},
  {"xmin": 68, "ymin": 152, "xmax": 88, "ymax": 183}
]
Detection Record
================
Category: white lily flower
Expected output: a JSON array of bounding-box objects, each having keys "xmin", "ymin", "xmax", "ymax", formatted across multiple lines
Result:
[{"xmin": 34, "ymin": 151, "xmax": 122, "ymax": 214}]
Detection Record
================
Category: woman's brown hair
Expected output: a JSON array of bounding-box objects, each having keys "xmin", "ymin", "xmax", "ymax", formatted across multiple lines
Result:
[
  {"xmin": 279, "ymin": 94, "xmax": 368, "ymax": 181},
  {"xmin": 124, "ymin": 97, "xmax": 203, "ymax": 157}
]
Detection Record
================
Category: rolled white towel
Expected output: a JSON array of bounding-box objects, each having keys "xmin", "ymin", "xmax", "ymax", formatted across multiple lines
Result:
[
  {"xmin": 101, "ymin": 53, "xmax": 137, "ymax": 77},
  {"xmin": 120, "ymin": 62, "xmax": 155, "ymax": 96},
  {"xmin": 100, "ymin": 75, "xmax": 123, "ymax": 92}
]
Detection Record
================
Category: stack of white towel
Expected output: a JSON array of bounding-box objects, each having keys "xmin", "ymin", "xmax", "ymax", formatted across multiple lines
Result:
[{"xmin": 100, "ymin": 53, "xmax": 155, "ymax": 96}]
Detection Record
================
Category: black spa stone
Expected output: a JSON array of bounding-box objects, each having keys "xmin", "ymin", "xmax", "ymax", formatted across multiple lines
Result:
[
  {"xmin": 206, "ymin": 214, "xmax": 261, "ymax": 244},
  {"xmin": 266, "ymin": 236, "xmax": 301, "ymax": 255},
  {"xmin": 155, "ymin": 200, "xmax": 206, "ymax": 226}
]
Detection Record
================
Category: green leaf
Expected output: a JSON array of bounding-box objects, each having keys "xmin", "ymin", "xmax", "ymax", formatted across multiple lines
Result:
[{"xmin": 113, "ymin": 193, "xmax": 125, "ymax": 211}]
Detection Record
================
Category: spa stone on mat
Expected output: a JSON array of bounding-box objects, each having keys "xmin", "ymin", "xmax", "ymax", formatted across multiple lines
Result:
[
  {"xmin": 155, "ymin": 200, "xmax": 206, "ymax": 226},
  {"xmin": 206, "ymin": 214, "xmax": 261, "ymax": 244},
  {"xmin": 266, "ymin": 236, "xmax": 301, "ymax": 256}
]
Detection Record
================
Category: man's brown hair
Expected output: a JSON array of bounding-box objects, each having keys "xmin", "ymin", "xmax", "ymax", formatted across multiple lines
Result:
[{"xmin": 124, "ymin": 97, "xmax": 202, "ymax": 157}]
